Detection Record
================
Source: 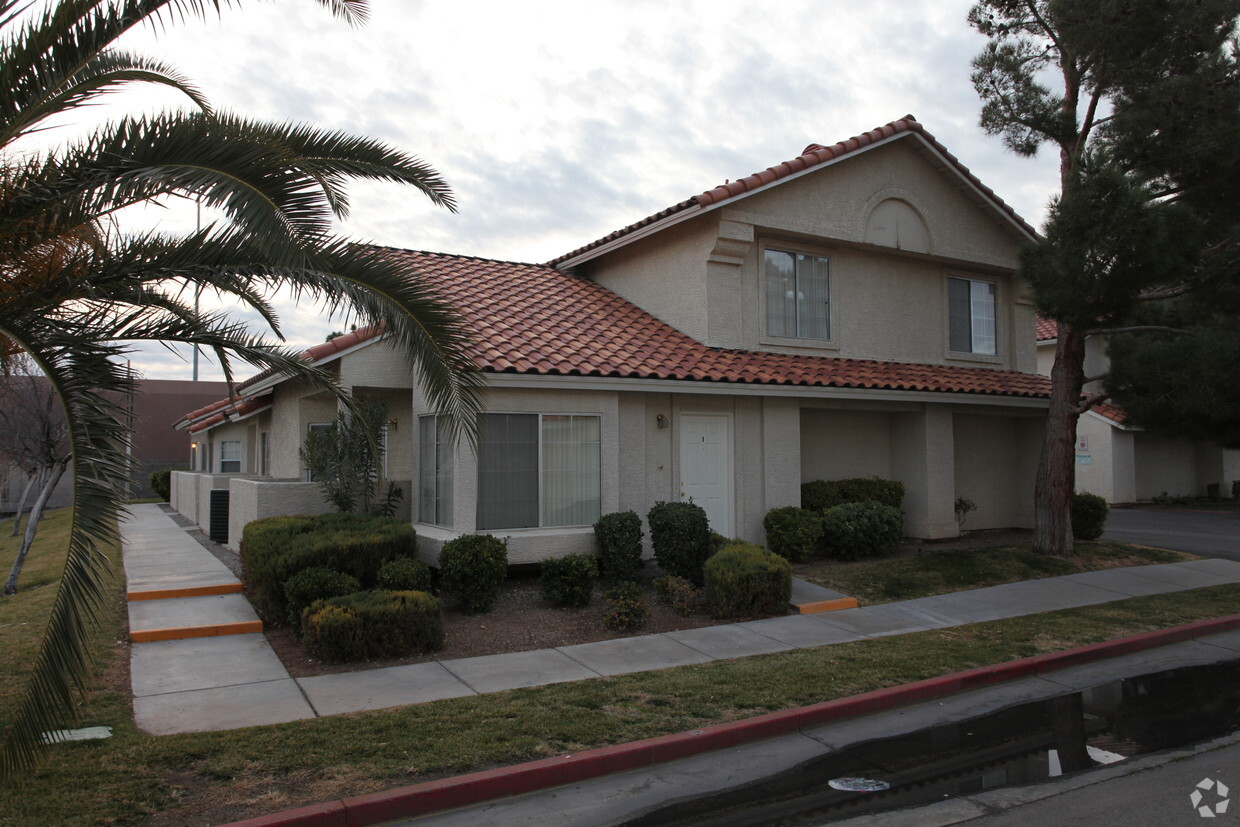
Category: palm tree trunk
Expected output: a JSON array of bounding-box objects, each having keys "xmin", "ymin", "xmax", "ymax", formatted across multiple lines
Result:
[
  {"xmin": 3, "ymin": 460, "xmax": 67, "ymax": 595},
  {"xmin": 1033, "ymin": 324, "xmax": 1087, "ymax": 555}
]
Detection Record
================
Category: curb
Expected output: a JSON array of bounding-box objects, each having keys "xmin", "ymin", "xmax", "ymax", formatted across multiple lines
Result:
[{"xmin": 223, "ymin": 613, "xmax": 1240, "ymax": 827}]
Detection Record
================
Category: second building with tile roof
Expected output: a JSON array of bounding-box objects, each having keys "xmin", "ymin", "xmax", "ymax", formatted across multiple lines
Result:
[{"xmin": 174, "ymin": 117, "xmax": 1058, "ymax": 561}]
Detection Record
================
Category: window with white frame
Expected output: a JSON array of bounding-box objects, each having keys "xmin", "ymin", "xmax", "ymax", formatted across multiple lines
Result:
[
  {"xmin": 476, "ymin": 413, "xmax": 601, "ymax": 530},
  {"xmin": 418, "ymin": 416, "xmax": 453, "ymax": 527},
  {"xmin": 948, "ymin": 276, "xmax": 996, "ymax": 356},
  {"xmin": 220, "ymin": 440, "xmax": 241, "ymax": 473},
  {"xmin": 765, "ymin": 248, "xmax": 830, "ymax": 340}
]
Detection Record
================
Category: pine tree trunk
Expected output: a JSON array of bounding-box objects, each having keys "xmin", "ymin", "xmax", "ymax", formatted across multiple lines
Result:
[
  {"xmin": 1033, "ymin": 324, "xmax": 1087, "ymax": 555},
  {"xmin": 3, "ymin": 460, "xmax": 67, "ymax": 595}
]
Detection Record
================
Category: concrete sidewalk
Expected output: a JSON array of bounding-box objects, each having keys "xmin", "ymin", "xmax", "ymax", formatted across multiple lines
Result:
[{"xmin": 122, "ymin": 503, "xmax": 1240, "ymax": 737}]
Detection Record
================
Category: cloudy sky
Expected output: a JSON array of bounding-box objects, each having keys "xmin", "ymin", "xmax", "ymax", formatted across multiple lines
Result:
[{"xmin": 99, "ymin": 0, "xmax": 1061, "ymax": 381}]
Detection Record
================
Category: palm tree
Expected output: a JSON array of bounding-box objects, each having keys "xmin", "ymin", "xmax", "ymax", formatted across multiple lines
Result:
[{"xmin": 0, "ymin": 0, "xmax": 484, "ymax": 776}]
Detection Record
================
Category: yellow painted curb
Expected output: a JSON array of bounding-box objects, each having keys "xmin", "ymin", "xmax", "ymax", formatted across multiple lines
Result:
[
  {"xmin": 795, "ymin": 597, "xmax": 859, "ymax": 614},
  {"xmin": 130, "ymin": 620, "xmax": 262, "ymax": 643},
  {"xmin": 127, "ymin": 583, "xmax": 243, "ymax": 602}
]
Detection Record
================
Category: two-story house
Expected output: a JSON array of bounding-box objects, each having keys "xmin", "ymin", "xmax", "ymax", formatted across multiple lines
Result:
[{"xmin": 175, "ymin": 116, "xmax": 1054, "ymax": 563}]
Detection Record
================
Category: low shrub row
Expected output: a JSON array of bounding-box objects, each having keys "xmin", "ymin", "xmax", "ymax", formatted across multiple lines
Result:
[
  {"xmin": 302, "ymin": 589, "xmax": 444, "ymax": 662},
  {"xmin": 801, "ymin": 477, "xmax": 905, "ymax": 512}
]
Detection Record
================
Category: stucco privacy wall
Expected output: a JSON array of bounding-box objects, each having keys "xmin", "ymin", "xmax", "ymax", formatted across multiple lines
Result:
[
  {"xmin": 952, "ymin": 412, "xmax": 1041, "ymax": 531},
  {"xmin": 193, "ymin": 473, "xmax": 258, "ymax": 533},
  {"xmin": 170, "ymin": 470, "xmax": 197, "ymax": 520},
  {"xmin": 227, "ymin": 478, "xmax": 332, "ymax": 552},
  {"xmin": 1135, "ymin": 434, "xmax": 1208, "ymax": 500}
]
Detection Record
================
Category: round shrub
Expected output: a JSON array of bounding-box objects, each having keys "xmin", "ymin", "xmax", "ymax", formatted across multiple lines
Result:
[
  {"xmin": 647, "ymin": 501, "xmax": 712, "ymax": 585},
  {"xmin": 302, "ymin": 589, "xmax": 444, "ymax": 662},
  {"xmin": 377, "ymin": 557, "xmax": 432, "ymax": 592},
  {"xmin": 653, "ymin": 574, "xmax": 704, "ymax": 617},
  {"xmin": 438, "ymin": 533, "xmax": 508, "ymax": 614},
  {"xmin": 594, "ymin": 511, "xmax": 644, "ymax": 582},
  {"xmin": 762, "ymin": 506, "xmax": 823, "ymax": 562},
  {"xmin": 540, "ymin": 553, "xmax": 598, "ymax": 607},
  {"xmin": 602, "ymin": 581, "xmax": 649, "ymax": 631},
  {"xmin": 704, "ymin": 542, "xmax": 791, "ymax": 618},
  {"xmin": 283, "ymin": 567, "xmax": 362, "ymax": 626},
  {"xmin": 1071, "ymin": 492, "xmax": 1109, "ymax": 540},
  {"xmin": 821, "ymin": 501, "xmax": 904, "ymax": 561}
]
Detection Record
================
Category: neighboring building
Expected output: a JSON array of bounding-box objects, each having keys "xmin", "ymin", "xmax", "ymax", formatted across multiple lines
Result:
[
  {"xmin": 1035, "ymin": 318, "xmax": 1240, "ymax": 502},
  {"xmin": 0, "ymin": 378, "xmax": 229, "ymax": 510},
  {"xmin": 175, "ymin": 116, "xmax": 1057, "ymax": 561}
]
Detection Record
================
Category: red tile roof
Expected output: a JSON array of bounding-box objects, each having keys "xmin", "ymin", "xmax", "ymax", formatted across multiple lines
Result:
[
  {"xmin": 179, "ymin": 392, "xmax": 272, "ymax": 433},
  {"xmin": 374, "ymin": 249, "xmax": 1051, "ymax": 399},
  {"xmin": 1036, "ymin": 316, "xmax": 1058, "ymax": 341},
  {"xmin": 1090, "ymin": 403, "xmax": 1128, "ymax": 425},
  {"xmin": 549, "ymin": 115, "xmax": 1039, "ymax": 268}
]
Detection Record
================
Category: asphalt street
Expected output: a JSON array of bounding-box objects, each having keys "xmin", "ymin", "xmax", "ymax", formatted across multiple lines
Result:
[{"xmin": 1103, "ymin": 507, "xmax": 1240, "ymax": 560}]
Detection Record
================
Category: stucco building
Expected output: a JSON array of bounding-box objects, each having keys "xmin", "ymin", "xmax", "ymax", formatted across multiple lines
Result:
[{"xmin": 174, "ymin": 116, "xmax": 1056, "ymax": 562}]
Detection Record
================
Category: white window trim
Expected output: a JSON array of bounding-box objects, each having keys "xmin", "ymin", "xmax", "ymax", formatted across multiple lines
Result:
[
  {"xmin": 418, "ymin": 415, "xmax": 454, "ymax": 528},
  {"xmin": 758, "ymin": 241, "xmax": 838, "ymax": 351},
  {"xmin": 475, "ymin": 411, "xmax": 603, "ymax": 531},
  {"xmin": 219, "ymin": 439, "xmax": 242, "ymax": 473},
  {"xmin": 946, "ymin": 275, "xmax": 1002, "ymax": 363}
]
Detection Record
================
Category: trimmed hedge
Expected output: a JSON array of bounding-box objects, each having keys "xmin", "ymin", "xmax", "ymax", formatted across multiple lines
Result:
[
  {"xmin": 1071, "ymin": 492, "xmax": 1109, "ymax": 540},
  {"xmin": 801, "ymin": 477, "xmax": 905, "ymax": 512},
  {"xmin": 241, "ymin": 514, "xmax": 418, "ymax": 621},
  {"xmin": 821, "ymin": 501, "xmax": 904, "ymax": 561},
  {"xmin": 594, "ymin": 511, "xmax": 644, "ymax": 582},
  {"xmin": 602, "ymin": 581, "xmax": 649, "ymax": 631},
  {"xmin": 377, "ymin": 557, "xmax": 432, "ymax": 592},
  {"xmin": 647, "ymin": 501, "xmax": 712, "ymax": 585},
  {"xmin": 282, "ymin": 567, "xmax": 361, "ymax": 627},
  {"xmin": 762, "ymin": 506, "xmax": 823, "ymax": 562},
  {"xmin": 653, "ymin": 574, "xmax": 704, "ymax": 617},
  {"xmin": 704, "ymin": 542, "xmax": 791, "ymax": 618},
  {"xmin": 540, "ymin": 553, "xmax": 598, "ymax": 607},
  {"xmin": 301, "ymin": 589, "xmax": 444, "ymax": 662},
  {"xmin": 148, "ymin": 467, "xmax": 182, "ymax": 501},
  {"xmin": 438, "ymin": 533, "xmax": 508, "ymax": 614}
]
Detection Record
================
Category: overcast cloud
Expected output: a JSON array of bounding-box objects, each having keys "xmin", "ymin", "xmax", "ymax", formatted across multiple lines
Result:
[{"xmin": 87, "ymin": 0, "xmax": 1061, "ymax": 381}]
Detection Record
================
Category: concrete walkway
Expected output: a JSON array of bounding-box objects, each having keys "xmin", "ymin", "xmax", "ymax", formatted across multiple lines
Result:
[{"xmin": 122, "ymin": 503, "xmax": 1240, "ymax": 737}]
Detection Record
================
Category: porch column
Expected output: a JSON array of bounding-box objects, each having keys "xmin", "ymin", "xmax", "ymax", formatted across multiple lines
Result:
[{"xmin": 891, "ymin": 407, "xmax": 957, "ymax": 539}]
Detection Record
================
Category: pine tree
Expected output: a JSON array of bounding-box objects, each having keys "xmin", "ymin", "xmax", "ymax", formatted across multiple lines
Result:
[{"xmin": 970, "ymin": 0, "xmax": 1240, "ymax": 554}]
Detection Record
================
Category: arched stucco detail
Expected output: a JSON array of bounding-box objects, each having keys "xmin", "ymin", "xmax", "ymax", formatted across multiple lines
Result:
[{"xmin": 863, "ymin": 195, "xmax": 931, "ymax": 254}]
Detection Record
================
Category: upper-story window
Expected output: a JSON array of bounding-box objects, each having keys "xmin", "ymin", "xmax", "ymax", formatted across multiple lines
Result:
[
  {"xmin": 948, "ymin": 276, "xmax": 996, "ymax": 356},
  {"xmin": 765, "ymin": 249, "xmax": 830, "ymax": 340}
]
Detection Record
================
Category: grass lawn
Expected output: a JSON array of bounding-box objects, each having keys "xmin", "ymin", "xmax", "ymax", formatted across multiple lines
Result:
[
  {"xmin": 1, "ymin": 520, "xmax": 1237, "ymax": 825},
  {"xmin": 796, "ymin": 541, "xmax": 1192, "ymax": 604}
]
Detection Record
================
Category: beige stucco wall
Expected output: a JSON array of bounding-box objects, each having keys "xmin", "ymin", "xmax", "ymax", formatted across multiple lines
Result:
[
  {"xmin": 266, "ymin": 379, "xmax": 338, "ymax": 480},
  {"xmin": 582, "ymin": 137, "xmax": 1036, "ymax": 375},
  {"xmin": 227, "ymin": 477, "xmax": 332, "ymax": 552},
  {"xmin": 1134, "ymin": 434, "xmax": 1201, "ymax": 500},
  {"xmin": 170, "ymin": 470, "xmax": 198, "ymax": 519},
  {"xmin": 587, "ymin": 217, "xmax": 719, "ymax": 344},
  {"xmin": 952, "ymin": 413, "xmax": 1041, "ymax": 531},
  {"xmin": 338, "ymin": 338, "xmax": 414, "ymax": 391}
]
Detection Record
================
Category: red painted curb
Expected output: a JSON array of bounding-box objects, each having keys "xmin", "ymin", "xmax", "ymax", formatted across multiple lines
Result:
[{"xmin": 223, "ymin": 613, "xmax": 1240, "ymax": 827}]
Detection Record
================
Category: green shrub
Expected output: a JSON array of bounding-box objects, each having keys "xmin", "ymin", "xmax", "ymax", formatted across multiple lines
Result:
[
  {"xmin": 647, "ymin": 501, "xmax": 712, "ymax": 585},
  {"xmin": 148, "ymin": 467, "xmax": 182, "ymax": 501},
  {"xmin": 1071, "ymin": 492, "xmax": 1109, "ymax": 540},
  {"xmin": 1207, "ymin": 482, "xmax": 1221, "ymax": 501},
  {"xmin": 821, "ymin": 501, "xmax": 904, "ymax": 561},
  {"xmin": 602, "ymin": 581, "xmax": 649, "ymax": 631},
  {"xmin": 377, "ymin": 557, "xmax": 432, "ymax": 592},
  {"xmin": 704, "ymin": 542, "xmax": 791, "ymax": 618},
  {"xmin": 801, "ymin": 477, "xmax": 905, "ymax": 512},
  {"xmin": 282, "ymin": 567, "xmax": 361, "ymax": 626},
  {"xmin": 302, "ymin": 589, "xmax": 444, "ymax": 662},
  {"xmin": 653, "ymin": 574, "xmax": 704, "ymax": 616},
  {"xmin": 540, "ymin": 553, "xmax": 598, "ymax": 607},
  {"xmin": 593, "ymin": 511, "xmax": 644, "ymax": 582},
  {"xmin": 438, "ymin": 533, "xmax": 508, "ymax": 614},
  {"xmin": 762, "ymin": 506, "xmax": 822, "ymax": 562},
  {"xmin": 241, "ymin": 513, "xmax": 418, "ymax": 621}
]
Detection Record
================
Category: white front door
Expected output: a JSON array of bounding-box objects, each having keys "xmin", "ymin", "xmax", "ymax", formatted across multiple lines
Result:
[{"xmin": 680, "ymin": 413, "xmax": 732, "ymax": 535}]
